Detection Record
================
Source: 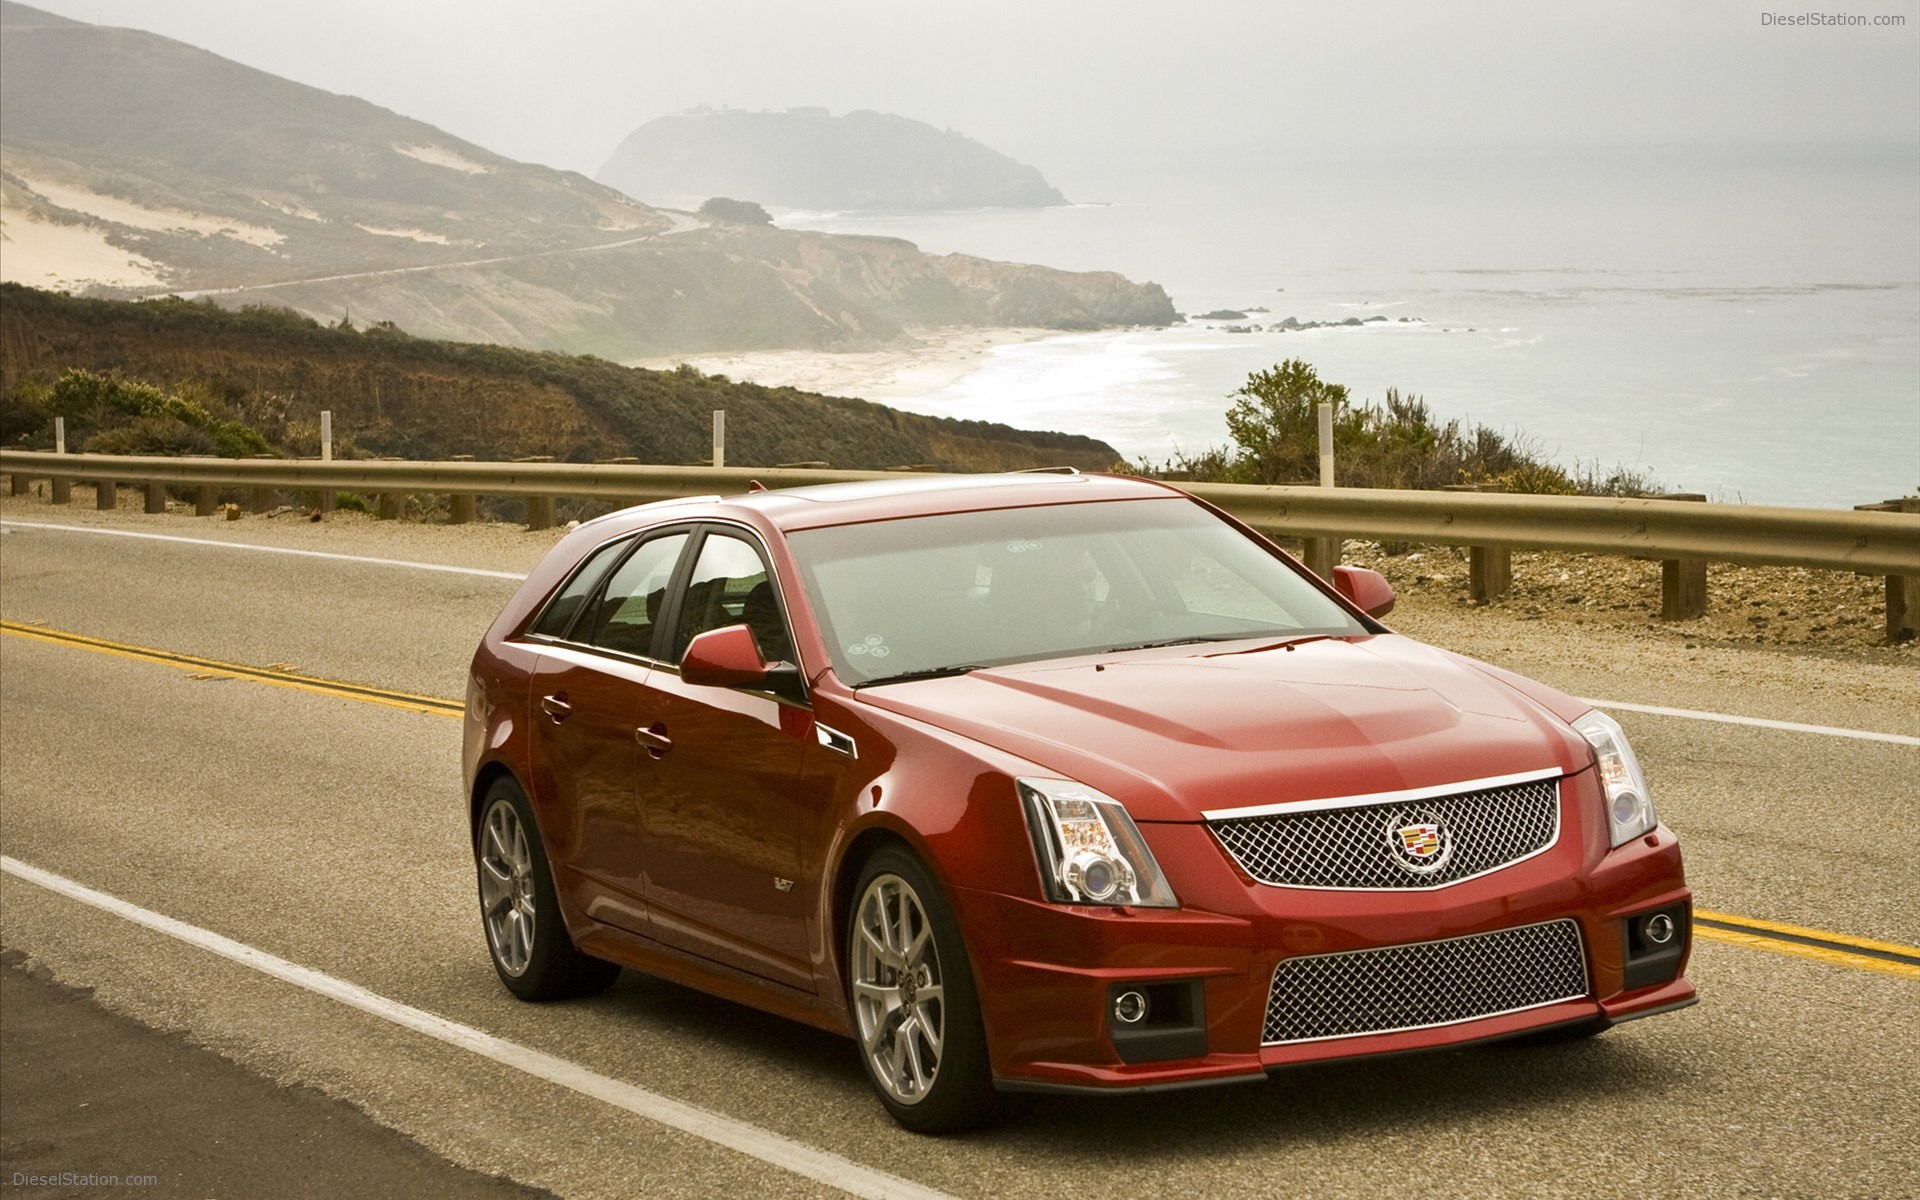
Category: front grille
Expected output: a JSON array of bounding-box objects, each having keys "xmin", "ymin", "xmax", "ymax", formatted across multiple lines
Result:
[
  {"xmin": 1210, "ymin": 775, "xmax": 1561, "ymax": 889},
  {"xmin": 1263, "ymin": 919, "xmax": 1589, "ymax": 1045}
]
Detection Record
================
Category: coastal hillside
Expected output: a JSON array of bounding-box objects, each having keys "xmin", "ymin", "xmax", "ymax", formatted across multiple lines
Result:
[
  {"xmin": 0, "ymin": 285, "xmax": 1125, "ymax": 471},
  {"xmin": 0, "ymin": 4, "xmax": 1172, "ymax": 358},
  {"xmin": 598, "ymin": 108, "xmax": 1068, "ymax": 211}
]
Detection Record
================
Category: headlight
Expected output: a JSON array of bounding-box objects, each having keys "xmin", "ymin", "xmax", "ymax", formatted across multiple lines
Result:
[
  {"xmin": 1017, "ymin": 778, "xmax": 1178, "ymax": 908},
  {"xmin": 1573, "ymin": 709, "xmax": 1656, "ymax": 848}
]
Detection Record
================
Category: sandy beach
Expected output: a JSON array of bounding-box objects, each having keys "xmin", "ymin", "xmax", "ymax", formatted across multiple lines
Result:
[{"xmin": 626, "ymin": 326, "xmax": 1062, "ymax": 402}]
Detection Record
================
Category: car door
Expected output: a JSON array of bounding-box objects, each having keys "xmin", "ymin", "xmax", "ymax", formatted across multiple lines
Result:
[
  {"xmin": 636, "ymin": 526, "xmax": 821, "ymax": 992},
  {"xmin": 526, "ymin": 529, "xmax": 690, "ymax": 936}
]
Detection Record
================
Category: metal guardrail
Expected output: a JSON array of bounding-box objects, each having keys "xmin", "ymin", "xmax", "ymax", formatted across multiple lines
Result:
[
  {"xmin": 1181, "ymin": 482, "xmax": 1920, "ymax": 576},
  {"xmin": 3, "ymin": 450, "xmax": 1916, "ymax": 576}
]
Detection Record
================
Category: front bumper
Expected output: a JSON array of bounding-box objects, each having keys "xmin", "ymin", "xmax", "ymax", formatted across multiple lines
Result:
[{"xmin": 954, "ymin": 809, "xmax": 1694, "ymax": 1093}]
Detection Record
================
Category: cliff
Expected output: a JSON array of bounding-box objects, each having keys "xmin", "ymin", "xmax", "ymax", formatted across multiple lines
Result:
[
  {"xmin": 0, "ymin": 284, "xmax": 1125, "ymax": 472},
  {"xmin": 598, "ymin": 107, "xmax": 1068, "ymax": 212},
  {"xmin": 0, "ymin": 5, "xmax": 1172, "ymax": 359}
]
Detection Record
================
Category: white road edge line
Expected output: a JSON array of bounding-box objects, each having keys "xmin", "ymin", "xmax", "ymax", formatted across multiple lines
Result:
[
  {"xmin": 1581, "ymin": 698, "xmax": 1920, "ymax": 747},
  {"xmin": 0, "ymin": 855, "xmax": 955, "ymax": 1200},
  {"xmin": 8, "ymin": 519, "xmax": 1915, "ymax": 747},
  {"xmin": 0, "ymin": 520, "xmax": 529, "ymax": 580}
]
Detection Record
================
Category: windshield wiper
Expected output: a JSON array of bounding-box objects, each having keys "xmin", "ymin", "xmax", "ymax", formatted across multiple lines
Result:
[
  {"xmin": 853, "ymin": 664, "xmax": 992, "ymax": 688},
  {"xmin": 1100, "ymin": 633, "xmax": 1259, "ymax": 654}
]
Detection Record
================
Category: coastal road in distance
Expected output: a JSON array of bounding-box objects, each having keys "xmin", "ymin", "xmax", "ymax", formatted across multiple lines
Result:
[{"xmin": 1, "ymin": 506, "xmax": 1915, "ymax": 1200}]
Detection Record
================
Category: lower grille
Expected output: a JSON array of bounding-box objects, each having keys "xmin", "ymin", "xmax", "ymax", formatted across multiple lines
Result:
[{"xmin": 1264, "ymin": 919, "xmax": 1589, "ymax": 1045}]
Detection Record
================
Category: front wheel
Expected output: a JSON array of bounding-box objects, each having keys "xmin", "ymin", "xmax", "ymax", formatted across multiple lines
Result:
[
  {"xmin": 475, "ymin": 776, "xmax": 619, "ymax": 1001},
  {"xmin": 847, "ymin": 846, "xmax": 995, "ymax": 1133}
]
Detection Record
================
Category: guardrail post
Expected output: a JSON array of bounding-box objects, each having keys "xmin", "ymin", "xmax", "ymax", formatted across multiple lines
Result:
[
  {"xmin": 447, "ymin": 455, "xmax": 476, "ymax": 524},
  {"xmin": 196, "ymin": 485, "xmax": 218, "ymax": 517},
  {"xmin": 252, "ymin": 487, "xmax": 276, "ymax": 514},
  {"xmin": 95, "ymin": 480, "xmax": 117, "ymax": 510},
  {"xmin": 144, "ymin": 482, "xmax": 166, "ymax": 514},
  {"xmin": 1858, "ymin": 497, "xmax": 1919, "ymax": 641},
  {"xmin": 376, "ymin": 492, "xmax": 404, "ymax": 520},
  {"xmin": 1303, "ymin": 536, "xmax": 1339, "ymax": 581},
  {"xmin": 1660, "ymin": 494, "xmax": 1709, "ymax": 619},
  {"xmin": 526, "ymin": 495, "xmax": 555, "ymax": 531},
  {"xmin": 513, "ymin": 456, "xmax": 557, "ymax": 530},
  {"xmin": 9, "ymin": 473, "xmax": 27, "ymax": 497},
  {"xmin": 1440, "ymin": 484, "xmax": 1511, "ymax": 602}
]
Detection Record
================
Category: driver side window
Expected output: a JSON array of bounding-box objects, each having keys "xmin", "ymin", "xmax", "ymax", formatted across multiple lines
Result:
[{"xmin": 671, "ymin": 533, "xmax": 795, "ymax": 665}]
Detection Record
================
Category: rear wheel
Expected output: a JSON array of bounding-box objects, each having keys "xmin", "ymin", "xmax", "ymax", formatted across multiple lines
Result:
[
  {"xmin": 475, "ymin": 777, "xmax": 619, "ymax": 1000},
  {"xmin": 847, "ymin": 846, "xmax": 995, "ymax": 1133}
]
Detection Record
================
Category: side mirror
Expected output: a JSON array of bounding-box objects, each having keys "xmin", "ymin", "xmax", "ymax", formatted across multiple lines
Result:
[
  {"xmin": 1332, "ymin": 565, "xmax": 1396, "ymax": 619},
  {"xmin": 680, "ymin": 624, "xmax": 775, "ymax": 688}
]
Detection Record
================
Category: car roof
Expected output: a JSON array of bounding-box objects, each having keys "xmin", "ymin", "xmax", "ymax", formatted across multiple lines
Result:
[
  {"xmin": 588, "ymin": 472, "xmax": 1190, "ymax": 538},
  {"xmin": 744, "ymin": 471, "xmax": 1185, "ymax": 530}
]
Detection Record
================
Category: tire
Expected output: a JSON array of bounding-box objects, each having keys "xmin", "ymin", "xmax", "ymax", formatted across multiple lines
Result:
[
  {"xmin": 846, "ymin": 845, "xmax": 995, "ymax": 1134},
  {"xmin": 474, "ymin": 776, "xmax": 620, "ymax": 1001}
]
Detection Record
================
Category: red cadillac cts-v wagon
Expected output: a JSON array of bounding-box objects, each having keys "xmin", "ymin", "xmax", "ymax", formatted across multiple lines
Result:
[{"xmin": 463, "ymin": 472, "xmax": 1694, "ymax": 1132}]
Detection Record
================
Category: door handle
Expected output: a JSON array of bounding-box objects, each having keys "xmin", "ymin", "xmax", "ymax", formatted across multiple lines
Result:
[
  {"xmin": 634, "ymin": 722, "xmax": 672, "ymax": 759},
  {"xmin": 538, "ymin": 693, "xmax": 572, "ymax": 722}
]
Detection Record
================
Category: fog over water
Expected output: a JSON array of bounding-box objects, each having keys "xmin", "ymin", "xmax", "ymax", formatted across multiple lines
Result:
[{"xmin": 26, "ymin": 0, "xmax": 1920, "ymax": 506}]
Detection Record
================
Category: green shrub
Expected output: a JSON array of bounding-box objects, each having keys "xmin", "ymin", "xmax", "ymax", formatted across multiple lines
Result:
[
  {"xmin": 1151, "ymin": 360, "xmax": 1660, "ymax": 497},
  {"xmin": 44, "ymin": 369, "xmax": 271, "ymax": 458}
]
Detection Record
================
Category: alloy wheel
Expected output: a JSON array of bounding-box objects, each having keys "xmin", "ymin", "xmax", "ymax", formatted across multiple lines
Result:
[
  {"xmin": 478, "ymin": 797, "xmax": 537, "ymax": 976},
  {"xmin": 851, "ymin": 873, "xmax": 947, "ymax": 1106}
]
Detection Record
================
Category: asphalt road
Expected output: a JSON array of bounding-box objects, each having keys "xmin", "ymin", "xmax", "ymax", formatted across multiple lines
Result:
[{"xmin": 1, "ymin": 507, "xmax": 1916, "ymax": 1200}]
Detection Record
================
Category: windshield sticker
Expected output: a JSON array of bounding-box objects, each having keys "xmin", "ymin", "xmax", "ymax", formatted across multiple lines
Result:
[{"xmin": 848, "ymin": 634, "xmax": 891, "ymax": 659}]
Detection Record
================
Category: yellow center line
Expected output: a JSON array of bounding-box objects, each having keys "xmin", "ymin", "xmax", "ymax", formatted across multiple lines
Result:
[
  {"xmin": 1, "ymin": 620, "xmax": 463, "ymax": 718},
  {"xmin": 1693, "ymin": 925, "xmax": 1919, "ymax": 979},
  {"xmin": 8, "ymin": 620, "xmax": 1916, "ymax": 980}
]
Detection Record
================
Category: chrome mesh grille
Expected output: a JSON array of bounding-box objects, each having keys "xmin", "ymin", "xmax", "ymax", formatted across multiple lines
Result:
[
  {"xmin": 1264, "ymin": 919, "xmax": 1589, "ymax": 1045},
  {"xmin": 1210, "ymin": 776, "xmax": 1560, "ymax": 889}
]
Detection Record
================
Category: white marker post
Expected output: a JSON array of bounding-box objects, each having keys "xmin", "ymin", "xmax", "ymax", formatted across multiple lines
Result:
[
  {"xmin": 1309, "ymin": 401, "xmax": 1339, "ymax": 579},
  {"xmin": 317, "ymin": 410, "xmax": 334, "ymax": 515},
  {"xmin": 712, "ymin": 410, "xmax": 726, "ymax": 470},
  {"xmin": 50, "ymin": 417, "xmax": 71, "ymax": 505},
  {"xmin": 1317, "ymin": 401, "xmax": 1334, "ymax": 487}
]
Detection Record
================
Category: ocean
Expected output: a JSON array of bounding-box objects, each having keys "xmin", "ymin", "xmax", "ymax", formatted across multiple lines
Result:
[{"xmin": 780, "ymin": 144, "xmax": 1918, "ymax": 510}]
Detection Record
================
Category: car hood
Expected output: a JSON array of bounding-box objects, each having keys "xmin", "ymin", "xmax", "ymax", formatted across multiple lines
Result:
[{"xmin": 854, "ymin": 635, "xmax": 1593, "ymax": 823}]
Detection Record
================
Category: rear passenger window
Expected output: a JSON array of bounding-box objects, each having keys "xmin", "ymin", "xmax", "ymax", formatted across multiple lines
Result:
[
  {"xmin": 529, "ymin": 537, "xmax": 631, "ymax": 640},
  {"xmin": 580, "ymin": 533, "xmax": 690, "ymax": 658}
]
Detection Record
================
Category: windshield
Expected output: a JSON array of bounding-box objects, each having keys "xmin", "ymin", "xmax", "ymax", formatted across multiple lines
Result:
[{"xmin": 788, "ymin": 496, "xmax": 1369, "ymax": 686}]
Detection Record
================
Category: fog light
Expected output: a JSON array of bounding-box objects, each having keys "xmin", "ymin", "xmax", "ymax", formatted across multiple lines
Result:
[
  {"xmin": 1112, "ymin": 990, "xmax": 1149, "ymax": 1025},
  {"xmin": 1644, "ymin": 913, "xmax": 1676, "ymax": 945}
]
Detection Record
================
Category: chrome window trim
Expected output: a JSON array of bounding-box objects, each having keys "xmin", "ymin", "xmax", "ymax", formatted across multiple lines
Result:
[
  {"xmin": 520, "ymin": 640, "xmax": 659, "ymax": 679},
  {"xmin": 1201, "ymin": 766, "xmax": 1564, "ymax": 822},
  {"xmin": 1261, "ymin": 917, "xmax": 1591, "ymax": 1047}
]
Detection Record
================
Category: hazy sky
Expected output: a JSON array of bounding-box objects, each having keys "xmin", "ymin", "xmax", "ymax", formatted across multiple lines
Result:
[{"xmin": 18, "ymin": 0, "xmax": 1920, "ymax": 194}]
